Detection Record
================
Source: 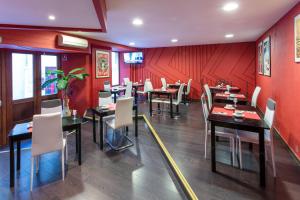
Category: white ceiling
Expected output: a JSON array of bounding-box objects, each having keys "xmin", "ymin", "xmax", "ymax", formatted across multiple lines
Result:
[
  {"xmin": 0, "ymin": 0, "xmax": 299, "ymax": 48},
  {"xmin": 69, "ymin": 0, "xmax": 298, "ymax": 48},
  {"xmin": 0, "ymin": 0, "xmax": 100, "ymax": 28}
]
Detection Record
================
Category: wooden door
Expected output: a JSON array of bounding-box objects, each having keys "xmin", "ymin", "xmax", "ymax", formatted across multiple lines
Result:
[{"xmin": 0, "ymin": 50, "xmax": 7, "ymax": 146}]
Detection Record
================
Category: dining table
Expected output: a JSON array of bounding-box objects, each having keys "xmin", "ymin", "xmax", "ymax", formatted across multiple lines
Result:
[
  {"xmin": 90, "ymin": 103, "xmax": 138, "ymax": 150},
  {"xmin": 213, "ymin": 93, "xmax": 248, "ymax": 105},
  {"xmin": 149, "ymin": 88, "xmax": 178, "ymax": 118},
  {"xmin": 111, "ymin": 86, "xmax": 126, "ymax": 103},
  {"xmin": 208, "ymin": 103, "xmax": 269, "ymax": 187},
  {"xmin": 132, "ymin": 83, "xmax": 144, "ymax": 105},
  {"xmin": 8, "ymin": 116, "xmax": 84, "ymax": 187},
  {"xmin": 209, "ymin": 86, "xmax": 241, "ymax": 94}
]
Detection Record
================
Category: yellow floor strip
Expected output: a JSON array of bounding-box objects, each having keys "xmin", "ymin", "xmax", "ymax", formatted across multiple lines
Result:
[{"xmin": 142, "ymin": 115, "xmax": 198, "ymax": 200}]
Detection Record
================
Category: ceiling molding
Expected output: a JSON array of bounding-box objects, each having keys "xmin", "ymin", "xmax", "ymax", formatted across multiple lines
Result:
[
  {"xmin": 0, "ymin": 24, "xmax": 102, "ymax": 32},
  {"xmin": 92, "ymin": 0, "xmax": 107, "ymax": 32}
]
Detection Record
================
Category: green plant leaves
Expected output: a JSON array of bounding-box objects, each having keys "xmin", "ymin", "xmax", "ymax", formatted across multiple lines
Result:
[
  {"xmin": 41, "ymin": 78, "xmax": 59, "ymax": 89},
  {"xmin": 46, "ymin": 69, "xmax": 64, "ymax": 76},
  {"xmin": 57, "ymin": 79, "xmax": 68, "ymax": 90}
]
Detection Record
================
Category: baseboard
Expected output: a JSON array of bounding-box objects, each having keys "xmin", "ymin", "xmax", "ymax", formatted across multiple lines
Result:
[{"xmin": 257, "ymin": 106, "xmax": 300, "ymax": 165}]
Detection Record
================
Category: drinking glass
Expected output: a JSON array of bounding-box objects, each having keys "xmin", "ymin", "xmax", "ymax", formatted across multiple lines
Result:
[{"xmin": 233, "ymin": 98, "xmax": 238, "ymax": 107}]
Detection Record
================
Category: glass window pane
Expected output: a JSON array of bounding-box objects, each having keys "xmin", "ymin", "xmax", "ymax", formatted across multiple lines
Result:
[
  {"xmin": 41, "ymin": 55, "xmax": 58, "ymax": 96},
  {"xmin": 111, "ymin": 52, "xmax": 119, "ymax": 85},
  {"xmin": 12, "ymin": 53, "xmax": 33, "ymax": 100}
]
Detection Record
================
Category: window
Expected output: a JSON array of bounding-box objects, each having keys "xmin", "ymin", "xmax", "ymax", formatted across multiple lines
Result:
[
  {"xmin": 111, "ymin": 52, "xmax": 119, "ymax": 85},
  {"xmin": 41, "ymin": 55, "xmax": 58, "ymax": 96},
  {"xmin": 12, "ymin": 53, "xmax": 33, "ymax": 100}
]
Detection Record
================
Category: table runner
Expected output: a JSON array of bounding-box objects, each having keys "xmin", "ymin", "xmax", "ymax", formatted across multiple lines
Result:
[{"xmin": 212, "ymin": 107, "xmax": 260, "ymax": 120}]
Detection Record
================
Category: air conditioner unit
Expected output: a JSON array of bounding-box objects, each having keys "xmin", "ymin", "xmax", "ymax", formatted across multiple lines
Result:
[
  {"xmin": 0, "ymin": 36, "xmax": 2, "ymax": 43},
  {"xmin": 58, "ymin": 34, "xmax": 88, "ymax": 49}
]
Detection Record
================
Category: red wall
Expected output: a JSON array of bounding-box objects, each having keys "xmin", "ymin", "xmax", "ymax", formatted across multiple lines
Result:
[
  {"xmin": 121, "ymin": 42, "xmax": 256, "ymax": 99},
  {"xmin": 256, "ymin": 3, "xmax": 300, "ymax": 159}
]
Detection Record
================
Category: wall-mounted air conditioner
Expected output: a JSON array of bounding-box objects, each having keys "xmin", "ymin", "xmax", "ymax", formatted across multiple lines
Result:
[
  {"xmin": 0, "ymin": 36, "xmax": 2, "ymax": 43},
  {"xmin": 58, "ymin": 34, "xmax": 88, "ymax": 49}
]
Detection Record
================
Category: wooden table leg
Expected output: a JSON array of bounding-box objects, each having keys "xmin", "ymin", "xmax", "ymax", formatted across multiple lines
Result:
[
  {"xmin": 17, "ymin": 141, "xmax": 21, "ymax": 170},
  {"xmin": 113, "ymin": 93, "xmax": 117, "ymax": 103},
  {"xmin": 259, "ymin": 129, "xmax": 265, "ymax": 187},
  {"xmin": 100, "ymin": 116, "xmax": 104, "ymax": 150},
  {"xmin": 9, "ymin": 138, "xmax": 14, "ymax": 187},
  {"xmin": 211, "ymin": 122, "xmax": 216, "ymax": 172},
  {"xmin": 149, "ymin": 93, "xmax": 153, "ymax": 116},
  {"xmin": 93, "ymin": 112, "xmax": 96, "ymax": 143},
  {"xmin": 170, "ymin": 95, "xmax": 173, "ymax": 118},
  {"xmin": 78, "ymin": 126, "xmax": 81, "ymax": 165}
]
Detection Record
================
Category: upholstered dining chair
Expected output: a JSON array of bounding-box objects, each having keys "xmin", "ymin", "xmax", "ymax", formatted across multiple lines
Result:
[
  {"xmin": 124, "ymin": 81, "xmax": 133, "ymax": 98},
  {"xmin": 104, "ymin": 81, "xmax": 111, "ymax": 92},
  {"xmin": 137, "ymin": 80, "xmax": 153, "ymax": 101},
  {"xmin": 105, "ymin": 97, "xmax": 134, "ymax": 150},
  {"xmin": 161, "ymin": 77, "xmax": 167, "ymax": 89},
  {"xmin": 184, "ymin": 79, "xmax": 192, "ymax": 103},
  {"xmin": 31, "ymin": 112, "xmax": 67, "ymax": 191},
  {"xmin": 237, "ymin": 98, "xmax": 276, "ymax": 177},
  {"xmin": 123, "ymin": 77, "xmax": 130, "ymax": 85},
  {"xmin": 251, "ymin": 86, "xmax": 261, "ymax": 107},
  {"xmin": 204, "ymin": 84, "xmax": 212, "ymax": 110},
  {"xmin": 41, "ymin": 99, "xmax": 62, "ymax": 114},
  {"xmin": 201, "ymin": 94, "xmax": 236, "ymax": 165}
]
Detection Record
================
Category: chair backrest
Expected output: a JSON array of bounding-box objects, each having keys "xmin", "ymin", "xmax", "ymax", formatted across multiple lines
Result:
[
  {"xmin": 123, "ymin": 78, "xmax": 130, "ymax": 85},
  {"xmin": 144, "ymin": 80, "xmax": 154, "ymax": 92},
  {"xmin": 124, "ymin": 81, "xmax": 133, "ymax": 98},
  {"xmin": 226, "ymin": 85, "xmax": 231, "ymax": 92},
  {"xmin": 41, "ymin": 99, "xmax": 62, "ymax": 114},
  {"xmin": 264, "ymin": 98, "xmax": 276, "ymax": 128},
  {"xmin": 186, "ymin": 79, "xmax": 192, "ymax": 95},
  {"xmin": 32, "ymin": 112, "xmax": 63, "ymax": 156},
  {"xmin": 161, "ymin": 77, "xmax": 167, "ymax": 89},
  {"xmin": 175, "ymin": 84, "xmax": 185, "ymax": 104},
  {"xmin": 114, "ymin": 97, "xmax": 133, "ymax": 128},
  {"xmin": 203, "ymin": 84, "xmax": 212, "ymax": 110},
  {"xmin": 99, "ymin": 91, "xmax": 113, "ymax": 106},
  {"xmin": 104, "ymin": 81, "xmax": 111, "ymax": 92},
  {"xmin": 200, "ymin": 93, "xmax": 209, "ymax": 123},
  {"xmin": 251, "ymin": 86, "xmax": 261, "ymax": 107}
]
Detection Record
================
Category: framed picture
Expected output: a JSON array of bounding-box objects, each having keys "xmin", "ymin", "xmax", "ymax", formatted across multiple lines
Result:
[
  {"xmin": 295, "ymin": 14, "xmax": 300, "ymax": 62},
  {"xmin": 95, "ymin": 50, "xmax": 110, "ymax": 78},
  {"xmin": 263, "ymin": 36, "xmax": 271, "ymax": 77},
  {"xmin": 258, "ymin": 42, "xmax": 263, "ymax": 74}
]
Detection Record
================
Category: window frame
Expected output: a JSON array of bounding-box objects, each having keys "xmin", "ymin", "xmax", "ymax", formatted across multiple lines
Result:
[{"xmin": 40, "ymin": 54, "xmax": 59, "ymax": 97}]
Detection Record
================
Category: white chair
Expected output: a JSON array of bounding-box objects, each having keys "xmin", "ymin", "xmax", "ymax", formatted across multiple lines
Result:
[
  {"xmin": 123, "ymin": 77, "xmax": 130, "ymax": 85},
  {"xmin": 237, "ymin": 98, "xmax": 276, "ymax": 176},
  {"xmin": 104, "ymin": 81, "xmax": 111, "ymax": 92},
  {"xmin": 99, "ymin": 91, "xmax": 113, "ymax": 106},
  {"xmin": 105, "ymin": 97, "xmax": 134, "ymax": 150},
  {"xmin": 251, "ymin": 86, "xmax": 261, "ymax": 107},
  {"xmin": 41, "ymin": 99, "xmax": 61, "ymax": 114},
  {"xmin": 161, "ymin": 77, "xmax": 167, "ymax": 89},
  {"xmin": 137, "ymin": 80, "xmax": 153, "ymax": 101},
  {"xmin": 204, "ymin": 84, "xmax": 212, "ymax": 110},
  {"xmin": 31, "ymin": 112, "xmax": 67, "ymax": 191},
  {"xmin": 184, "ymin": 79, "xmax": 192, "ymax": 102},
  {"xmin": 124, "ymin": 81, "xmax": 133, "ymax": 98},
  {"xmin": 201, "ymin": 94, "xmax": 235, "ymax": 164}
]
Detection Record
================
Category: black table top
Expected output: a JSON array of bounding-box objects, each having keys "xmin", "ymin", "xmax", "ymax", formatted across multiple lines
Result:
[
  {"xmin": 214, "ymin": 95, "xmax": 248, "ymax": 104},
  {"xmin": 9, "ymin": 116, "xmax": 85, "ymax": 138},
  {"xmin": 208, "ymin": 103, "xmax": 269, "ymax": 130}
]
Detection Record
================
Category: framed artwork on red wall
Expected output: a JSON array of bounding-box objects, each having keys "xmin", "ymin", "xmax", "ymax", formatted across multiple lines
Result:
[
  {"xmin": 263, "ymin": 36, "xmax": 271, "ymax": 76},
  {"xmin": 258, "ymin": 42, "xmax": 263, "ymax": 74},
  {"xmin": 95, "ymin": 50, "xmax": 110, "ymax": 78},
  {"xmin": 295, "ymin": 14, "xmax": 300, "ymax": 63}
]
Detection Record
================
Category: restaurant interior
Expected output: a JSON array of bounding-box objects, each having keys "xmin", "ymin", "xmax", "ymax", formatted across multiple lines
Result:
[{"xmin": 1, "ymin": 0, "xmax": 300, "ymax": 199}]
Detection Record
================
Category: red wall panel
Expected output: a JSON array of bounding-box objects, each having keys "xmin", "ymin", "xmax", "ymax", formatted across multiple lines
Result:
[
  {"xmin": 256, "ymin": 3, "xmax": 300, "ymax": 159},
  {"xmin": 121, "ymin": 42, "xmax": 256, "ymax": 99}
]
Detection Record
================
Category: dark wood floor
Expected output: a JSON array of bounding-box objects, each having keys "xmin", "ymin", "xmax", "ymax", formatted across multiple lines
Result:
[
  {"xmin": 139, "ymin": 102, "xmax": 300, "ymax": 200},
  {"xmin": 1, "ymin": 102, "xmax": 300, "ymax": 199}
]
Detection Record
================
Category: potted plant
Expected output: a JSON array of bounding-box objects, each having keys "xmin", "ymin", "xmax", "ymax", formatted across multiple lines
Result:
[{"xmin": 41, "ymin": 67, "xmax": 89, "ymax": 116}]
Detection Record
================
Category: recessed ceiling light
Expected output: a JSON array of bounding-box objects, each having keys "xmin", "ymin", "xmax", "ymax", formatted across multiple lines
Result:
[
  {"xmin": 223, "ymin": 2, "xmax": 239, "ymax": 12},
  {"xmin": 129, "ymin": 42, "xmax": 135, "ymax": 46},
  {"xmin": 171, "ymin": 39, "xmax": 178, "ymax": 43},
  {"xmin": 225, "ymin": 34, "xmax": 234, "ymax": 38},
  {"xmin": 48, "ymin": 15, "xmax": 56, "ymax": 20},
  {"xmin": 132, "ymin": 18, "xmax": 143, "ymax": 26}
]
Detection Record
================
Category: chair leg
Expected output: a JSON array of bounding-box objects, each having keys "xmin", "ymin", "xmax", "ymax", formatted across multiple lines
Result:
[
  {"xmin": 204, "ymin": 122, "xmax": 208, "ymax": 159},
  {"xmin": 270, "ymin": 144, "xmax": 276, "ymax": 177},
  {"xmin": 30, "ymin": 157, "xmax": 34, "ymax": 191},
  {"xmin": 238, "ymin": 139, "xmax": 243, "ymax": 169},
  {"xmin": 35, "ymin": 156, "xmax": 39, "ymax": 174},
  {"xmin": 65, "ymin": 141, "xmax": 68, "ymax": 162},
  {"xmin": 62, "ymin": 149, "xmax": 65, "ymax": 181},
  {"xmin": 231, "ymin": 138, "xmax": 235, "ymax": 166}
]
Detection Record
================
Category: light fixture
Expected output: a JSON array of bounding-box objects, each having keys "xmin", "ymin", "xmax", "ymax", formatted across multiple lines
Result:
[
  {"xmin": 223, "ymin": 2, "xmax": 239, "ymax": 12},
  {"xmin": 171, "ymin": 38, "xmax": 178, "ymax": 43},
  {"xmin": 132, "ymin": 18, "xmax": 143, "ymax": 26},
  {"xmin": 129, "ymin": 42, "xmax": 135, "ymax": 46},
  {"xmin": 225, "ymin": 34, "xmax": 234, "ymax": 38},
  {"xmin": 48, "ymin": 15, "xmax": 56, "ymax": 20}
]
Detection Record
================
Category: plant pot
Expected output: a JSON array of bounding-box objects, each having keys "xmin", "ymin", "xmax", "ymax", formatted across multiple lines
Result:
[{"xmin": 62, "ymin": 97, "xmax": 71, "ymax": 117}]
